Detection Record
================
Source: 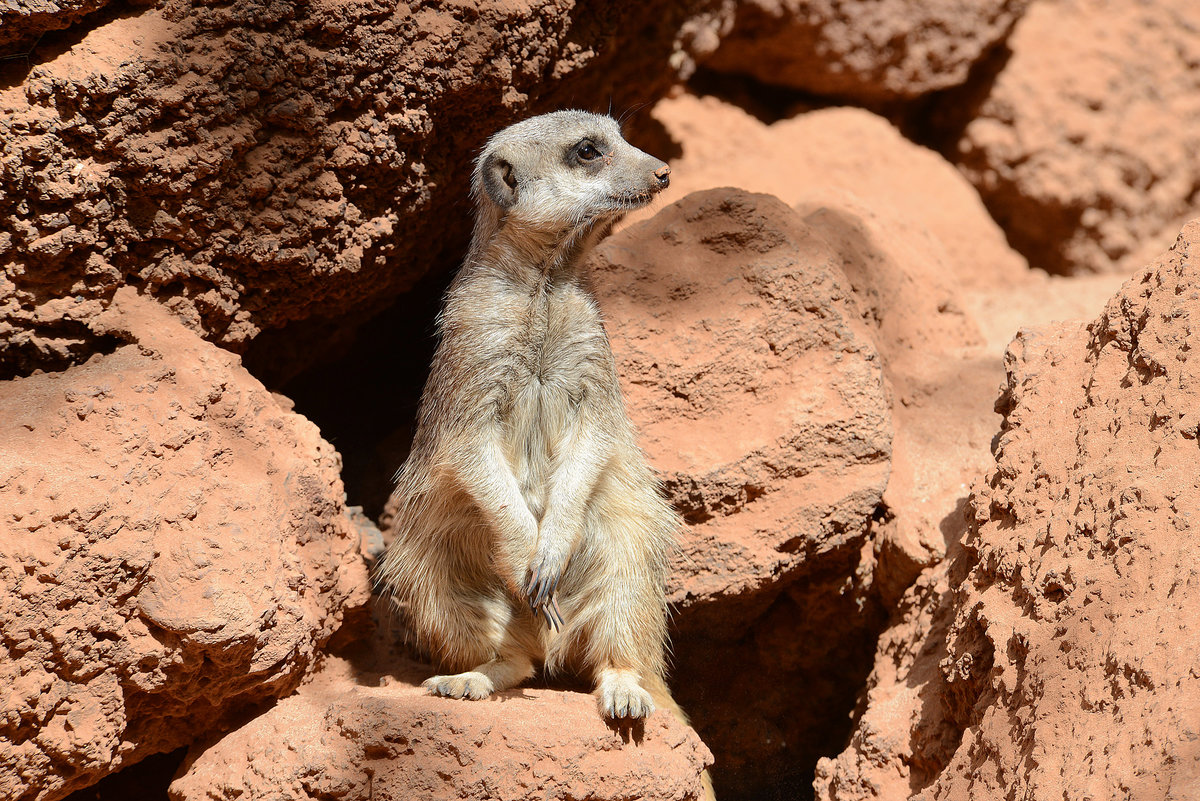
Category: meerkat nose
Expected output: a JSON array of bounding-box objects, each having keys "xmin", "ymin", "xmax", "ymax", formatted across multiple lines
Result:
[{"xmin": 653, "ymin": 164, "xmax": 671, "ymax": 188}]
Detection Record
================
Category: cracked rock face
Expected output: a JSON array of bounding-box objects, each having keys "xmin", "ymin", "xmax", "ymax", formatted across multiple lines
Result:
[
  {"xmin": 0, "ymin": 289, "xmax": 369, "ymax": 801},
  {"xmin": 0, "ymin": 0, "xmax": 723, "ymax": 380},
  {"xmin": 702, "ymin": 0, "xmax": 1029, "ymax": 102},
  {"xmin": 955, "ymin": 0, "xmax": 1200, "ymax": 274}
]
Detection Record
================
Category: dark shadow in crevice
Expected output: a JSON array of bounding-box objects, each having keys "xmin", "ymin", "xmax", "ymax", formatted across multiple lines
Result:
[
  {"xmin": 686, "ymin": 66, "xmax": 833, "ymax": 125},
  {"xmin": 0, "ymin": 323, "xmax": 125, "ymax": 381},
  {"xmin": 247, "ymin": 262, "xmax": 453, "ymax": 521},
  {"xmin": 60, "ymin": 746, "xmax": 186, "ymax": 801}
]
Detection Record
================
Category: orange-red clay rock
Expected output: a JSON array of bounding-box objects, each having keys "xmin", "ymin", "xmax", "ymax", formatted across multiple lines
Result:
[
  {"xmin": 169, "ymin": 651, "xmax": 713, "ymax": 801},
  {"xmin": 0, "ymin": 288, "xmax": 369, "ymax": 801},
  {"xmin": 925, "ymin": 221, "xmax": 1200, "ymax": 799},
  {"xmin": 593, "ymin": 187, "xmax": 892, "ymax": 632},
  {"xmin": 0, "ymin": 0, "xmax": 726, "ymax": 379},
  {"xmin": 703, "ymin": 0, "xmax": 1028, "ymax": 102},
  {"xmin": 955, "ymin": 0, "xmax": 1200, "ymax": 274},
  {"xmin": 818, "ymin": 220, "xmax": 1200, "ymax": 799},
  {"xmin": 589, "ymin": 188, "xmax": 891, "ymax": 796}
]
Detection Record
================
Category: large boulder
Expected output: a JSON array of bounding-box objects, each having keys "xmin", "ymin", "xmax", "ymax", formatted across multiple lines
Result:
[
  {"xmin": 629, "ymin": 94, "xmax": 1028, "ymax": 292},
  {"xmin": 0, "ymin": 288, "xmax": 369, "ymax": 801},
  {"xmin": 0, "ymin": 0, "xmax": 726, "ymax": 380},
  {"xmin": 925, "ymin": 220, "xmax": 1200, "ymax": 799},
  {"xmin": 589, "ymin": 188, "xmax": 892, "ymax": 796},
  {"xmin": 702, "ymin": 0, "xmax": 1029, "ymax": 102},
  {"xmin": 816, "ymin": 220, "xmax": 1200, "ymax": 799},
  {"xmin": 169, "ymin": 648, "xmax": 713, "ymax": 801},
  {"xmin": 955, "ymin": 0, "xmax": 1200, "ymax": 274}
]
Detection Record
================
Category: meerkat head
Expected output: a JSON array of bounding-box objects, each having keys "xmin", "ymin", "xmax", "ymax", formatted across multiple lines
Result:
[{"xmin": 472, "ymin": 110, "xmax": 671, "ymax": 236}]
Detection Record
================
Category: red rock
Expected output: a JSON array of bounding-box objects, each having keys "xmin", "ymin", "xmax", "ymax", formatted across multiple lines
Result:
[
  {"xmin": 630, "ymin": 94, "xmax": 1028, "ymax": 292},
  {"xmin": 590, "ymin": 188, "xmax": 892, "ymax": 795},
  {"xmin": 955, "ymin": 0, "xmax": 1200, "ymax": 274},
  {"xmin": 703, "ymin": 0, "xmax": 1029, "ymax": 102},
  {"xmin": 925, "ymin": 220, "xmax": 1200, "ymax": 799},
  {"xmin": 0, "ymin": 0, "xmax": 730, "ymax": 379},
  {"xmin": 593, "ymin": 187, "xmax": 891, "ymax": 628},
  {"xmin": 0, "ymin": 288, "xmax": 369, "ymax": 801},
  {"xmin": 169, "ymin": 650, "xmax": 713, "ymax": 801},
  {"xmin": 817, "ymin": 220, "xmax": 1200, "ymax": 799}
]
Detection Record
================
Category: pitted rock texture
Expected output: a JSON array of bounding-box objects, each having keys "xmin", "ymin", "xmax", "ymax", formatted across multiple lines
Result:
[
  {"xmin": 817, "ymin": 220, "xmax": 1200, "ymax": 800},
  {"xmin": 955, "ymin": 0, "xmax": 1200, "ymax": 274},
  {"xmin": 924, "ymin": 221, "xmax": 1200, "ymax": 799},
  {"xmin": 702, "ymin": 0, "xmax": 1028, "ymax": 102},
  {"xmin": 0, "ymin": 0, "xmax": 723, "ymax": 380},
  {"xmin": 0, "ymin": 288, "xmax": 369, "ymax": 801},
  {"xmin": 169, "ymin": 651, "xmax": 714, "ymax": 801},
  {"xmin": 589, "ymin": 188, "xmax": 892, "ymax": 796}
]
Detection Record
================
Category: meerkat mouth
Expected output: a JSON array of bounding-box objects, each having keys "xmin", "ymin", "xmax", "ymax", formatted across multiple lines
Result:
[{"xmin": 606, "ymin": 190, "xmax": 657, "ymax": 210}]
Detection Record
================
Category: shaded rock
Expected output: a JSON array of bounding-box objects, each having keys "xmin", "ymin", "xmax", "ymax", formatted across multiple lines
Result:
[
  {"xmin": 955, "ymin": 0, "xmax": 1200, "ymax": 274},
  {"xmin": 0, "ymin": 288, "xmax": 369, "ymax": 801},
  {"xmin": 169, "ymin": 649, "xmax": 713, "ymax": 801},
  {"xmin": 589, "ymin": 188, "xmax": 892, "ymax": 797},
  {"xmin": 702, "ymin": 0, "xmax": 1028, "ymax": 102},
  {"xmin": 0, "ymin": 0, "xmax": 117, "ymax": 53},
  {"xmin": 0, "ymin": 0, "xmax": 727, "ymax": 380}
]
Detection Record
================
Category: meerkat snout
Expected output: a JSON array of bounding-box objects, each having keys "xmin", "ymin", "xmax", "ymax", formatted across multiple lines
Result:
[{"xmin": 472, "ymin": 110, "xmax": 672, "ymax": 232}]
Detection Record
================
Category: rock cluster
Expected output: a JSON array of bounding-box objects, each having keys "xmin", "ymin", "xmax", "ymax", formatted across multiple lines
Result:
[
  {"xmin": 3, "ymin": 0, "xmax": 1199, "ymax": 799},
  {"xmin": 0, "ymin": 289, "xmax": 369, "ymax": 800}
]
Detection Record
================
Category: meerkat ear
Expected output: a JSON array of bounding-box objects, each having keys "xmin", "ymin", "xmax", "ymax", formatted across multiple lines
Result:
[{"xmin": 481, "ymin": 152, "xmax": 518, "ymax": 209}]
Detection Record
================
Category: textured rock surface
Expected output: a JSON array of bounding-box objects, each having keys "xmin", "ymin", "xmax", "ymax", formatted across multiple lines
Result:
[
  {"xmin": 590, "ymin": 188, "xmax": 892, "ymax": 796},
  {"xmin": 594, "ymin": 189, "xmax": 891, "ymax": 627},
  {"xmin": 955, "ymin": 0, "xmax": 1200, "ymax": 274},
  {"xmin": 816, "ymin": 221, "xmax": 1200, "ymax": 800},
  {"xmin": 623, "ymin": 92, "xmax": 1027, "ymax": 612},
  {"xmin": 0, "ymin": 0, "xmax": 723, "ymax": 380},
  {"xmin": 925, "ymin": 222, "xmax": 1200, "ymax": 799},
  {"xmin": 0, "ymin": 288, "xmax": 369, "ymax": 801},
  {"xmin": 702, "ymin": 0, "xmax": 1028, "ymax": 102},
  {"xmin": 170, "ymin": 649, "xmax": 713, "ymax": 801},
  {"xmin": 629, "ymin": 94, "xmax": 1028, "ymax": 292}
]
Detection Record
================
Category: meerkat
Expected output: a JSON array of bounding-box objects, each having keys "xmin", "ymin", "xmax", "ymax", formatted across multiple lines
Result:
[{"xmin": 376, "ymin": 111, "xmax": 680, "ymax": 721}]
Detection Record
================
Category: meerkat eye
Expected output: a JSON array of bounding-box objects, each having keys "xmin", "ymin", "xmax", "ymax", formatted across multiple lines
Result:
[{"xmin": 577, "ymin": 142, "xmax": 601, "ymax": 161}]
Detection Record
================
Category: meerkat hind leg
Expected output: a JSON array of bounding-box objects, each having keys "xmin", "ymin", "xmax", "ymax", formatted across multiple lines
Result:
[
  {"xmin": 424, "ymin": 651, "xmax": 535, "ymax": 700},
  {"xmin": 596, "ymin": 667, "xmax": 656, "ymax": 719}
]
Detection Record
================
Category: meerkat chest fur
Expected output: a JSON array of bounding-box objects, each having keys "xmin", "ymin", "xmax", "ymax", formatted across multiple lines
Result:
[{"xmin": 469, "ymin": 269, "xmax": 616, "ymax": 522}]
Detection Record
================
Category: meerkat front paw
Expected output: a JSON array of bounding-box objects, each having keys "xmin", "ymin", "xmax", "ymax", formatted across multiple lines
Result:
[
  {"xmin": 597, "ymin": 669, "xmax": 656, "ymax": 719},
  {"xmin": 525, "ymin": 546, "xmax": 570, "ymax": 629},
  {"xmin": 423, "ymin": 671, "xmax": 494, "ymax": 700}
]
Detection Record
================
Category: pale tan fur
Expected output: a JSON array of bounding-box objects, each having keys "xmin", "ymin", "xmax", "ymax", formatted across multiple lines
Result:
[{"xmin": 376, "ymin": 111, "xmax": 681, "ymax": 722}]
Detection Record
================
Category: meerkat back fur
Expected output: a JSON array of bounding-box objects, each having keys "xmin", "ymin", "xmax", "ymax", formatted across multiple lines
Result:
[{"xmin": 377, "ymin": 111, "xmax": 680, "ymax": 719}]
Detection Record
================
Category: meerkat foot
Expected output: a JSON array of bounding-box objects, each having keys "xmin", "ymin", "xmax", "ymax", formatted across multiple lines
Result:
[
  {"xmin": 423, "ymin": 671, "xmax": 495, "ymax": 700},
  {"xmin": 596, "ymin": 668, "xmax": 656, "ymax": 719},
  {"xmin": 424, "ymin": 654, "xmax": 535, "ymax": 701}
]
